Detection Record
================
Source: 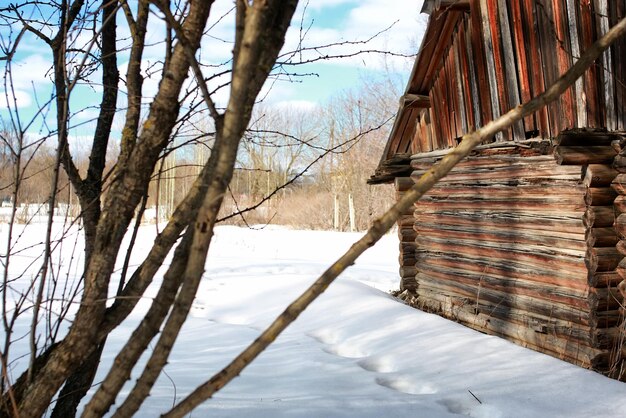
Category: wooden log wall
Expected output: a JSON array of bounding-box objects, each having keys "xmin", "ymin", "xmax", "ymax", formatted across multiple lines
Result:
[
  {"xmin": 395, "ymin": 177, "xmax": 418, "ymax": 291},
  {"xmin": 412, "ymin": 0, "xmax": 626, "ymax": 154},
  {"xmin": 410, "ymin": 140, "xmax": 623, "ymax": 371}
]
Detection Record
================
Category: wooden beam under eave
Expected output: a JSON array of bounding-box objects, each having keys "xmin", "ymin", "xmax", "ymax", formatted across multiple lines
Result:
[{"xmin": 401, "ymin": 94, "xmax": 431, "ymax": 109}]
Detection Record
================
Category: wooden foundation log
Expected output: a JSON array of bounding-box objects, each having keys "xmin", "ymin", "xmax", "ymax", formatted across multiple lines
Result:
[
  {"xmin": 554, "ymin": 146, "xmax": 617, "ymax": 165},
  {"xmin": 415, "ymin": 290, "xmax": 604, "ymax": 369},
  {"xmin": 586, "ymin": 227, "xmax": 619, "ymax": 247},
  {"xmin": 611, "ymin": 174, "xmax": 626, "ymax": 195},
  {"xmin": 585, "ymin": 188, "xmax": 618, "ymax": 206},
  {"xmin": 583, "ymin": 206, "xmax": 615, "ymax": 228},
  {"xmin": 583, "ymin": 164, "xmax": 618, "ymax": 187}
]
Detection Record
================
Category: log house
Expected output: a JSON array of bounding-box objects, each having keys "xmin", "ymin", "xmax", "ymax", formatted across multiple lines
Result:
[{"xmin": 370, "ymin": 0, "xmax": 626, "ymax": 377}]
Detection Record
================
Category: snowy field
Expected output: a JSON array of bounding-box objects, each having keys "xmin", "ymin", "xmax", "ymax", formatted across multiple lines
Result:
[{"xmin": 3, "ymin": 223, "xmax": 626, "ymax": 417}]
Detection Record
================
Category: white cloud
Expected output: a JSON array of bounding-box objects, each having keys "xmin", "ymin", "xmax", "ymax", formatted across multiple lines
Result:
[
  {"xmin": 0, "ymin": 89, "xmax": 33, "ymax": 109},
  {"xmin": 282, "ymin": 0, "xmax": 426, "ymax": 71}
]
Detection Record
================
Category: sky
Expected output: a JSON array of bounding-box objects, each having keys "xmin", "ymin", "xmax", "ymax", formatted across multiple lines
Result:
[{"xmin": 0, "ymin": 0, "xmax": 427, "ymax": 127}]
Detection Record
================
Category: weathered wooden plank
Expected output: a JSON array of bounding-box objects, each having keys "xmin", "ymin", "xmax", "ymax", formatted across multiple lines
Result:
[
  {"xmin": 469, "ymin": 0, "xmax": 494, "ymax": 127},
  {"xmin": 508, "ymin": 0, "xmax": 535, "ymax": 131},
  {"xmin": 578, "ymin": 0, "xmax": 600, "ymax": 127},
  {"xmin": 497, "ymin": 0, "xmax": 526, "ymax": 140},
  {"xmin": 415, "ymin": 235, "xmax": 586, "ymax": 270},
  {"xmin": 566, "ymin": 0, "xmax": 587, "ymax": 127},
  {"xmin": 552, "ymin": 0, "xmax": 577, "ymax": 129},
  {"xmin": 595, "ymin": 0, "xmax": 616, "ymax": 130},
  {"xmin": 479, "ymin": 0, "xmax": 504, "ymax": 141},
  {"xmin": 487, "ymin": 0, "xmax": 512, "ymax": 140},
  {"xmin": 461, "ymin": 16, "xmax": 481, "ymax": 130},
  {"xmin": 554, "ymin": 145, "xmax": 617, "ymax": 165},
  {"xmin": 453, "ymin": 30, "xmax": 469, "ymax": 135},
  {"xmin": 523, "ymin": 0, "xmax": 550, "ymax": 135},
  {"xmin": 536, "ymin": 0, "xmax": 561, "ymax": 136}
]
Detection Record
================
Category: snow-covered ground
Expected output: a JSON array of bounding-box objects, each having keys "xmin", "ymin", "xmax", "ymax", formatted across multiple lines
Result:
[{"xmin": 4, "ymin": 224, "xmax": 626, "ymax": 417}]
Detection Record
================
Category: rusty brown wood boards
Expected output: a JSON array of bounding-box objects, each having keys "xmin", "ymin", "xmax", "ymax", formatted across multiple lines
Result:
[{"xmin": 405, "ymin": 0, "xmax": 626, "ymax": 161}]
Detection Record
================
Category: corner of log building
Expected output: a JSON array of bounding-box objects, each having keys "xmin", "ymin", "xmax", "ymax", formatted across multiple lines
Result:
[{"xmin": 376, "ymin": 0, "xmax": 626, "ymax": 380}]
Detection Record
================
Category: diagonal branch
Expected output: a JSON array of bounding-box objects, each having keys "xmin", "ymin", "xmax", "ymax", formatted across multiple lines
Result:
[{"xmin": 162, "ymin": 15, "xmax": 626, "ymax": 418}]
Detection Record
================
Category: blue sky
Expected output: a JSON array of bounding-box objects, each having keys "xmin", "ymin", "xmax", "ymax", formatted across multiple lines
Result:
[{"xmin": 0, "ymin": 0, "xmax": 426, "ymax": 132}]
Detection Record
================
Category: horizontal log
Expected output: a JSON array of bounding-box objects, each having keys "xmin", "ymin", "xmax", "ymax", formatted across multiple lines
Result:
[
  {"xmin": 415, "ymin": 235, "xmax": 586, "ymax": 271},
  {"xmin": 585, "ymin": 227, "xmax": 619, "ymax": 248},
  {"xmin": 415, "ymin": 199, "xmax": 585, "ymax": 213},
  {"xmin": 415, "ymin": 211, "xmax": 585, "ymax": 233},
  {"xmin": 554, "ymin": 146, "xmax": 617, "ymax": 165},
  {"xmin": 411, "ymin": 165, "xmax": 582, "ymax": 183},
  {"xmin": 556, "ymin": 131, "xmax": 620, "ymax": 147},
  {"xmin": 416, "ymin": 259, "xmax": 589, "ymax": 307},
  {"xmin": 415, "ymin": 223, "xmax": 586, "ymax": 251},
  {"xmin": 586, "ymin": 247, "xmax": 622, "ymax": 272},
  {"xmin": 583, "ymin": 164, "xmax": 618, "ymax": 187},
  {"xmin": 417, "ymin": 253, "xmax": 589, "ymax": 291},
  {"xmin": 583, "ymin": 206, "xmax": 615, "ymax": 228},
  {"xmin": 585, "ymin": 187, "xmax": 617, "ymax": 206},
  {"xmin": 411, "ymin": 154, "xmax": 556, "ymax": 170},
  {"xmin": 422, "ymin": 184, "xmax": 587, "ymax": 199}
]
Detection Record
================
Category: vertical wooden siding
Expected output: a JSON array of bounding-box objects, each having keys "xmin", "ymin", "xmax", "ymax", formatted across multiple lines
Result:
[{"xmin": 418, "ymin": 0, "xmax": 626, "ymax": 151}]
